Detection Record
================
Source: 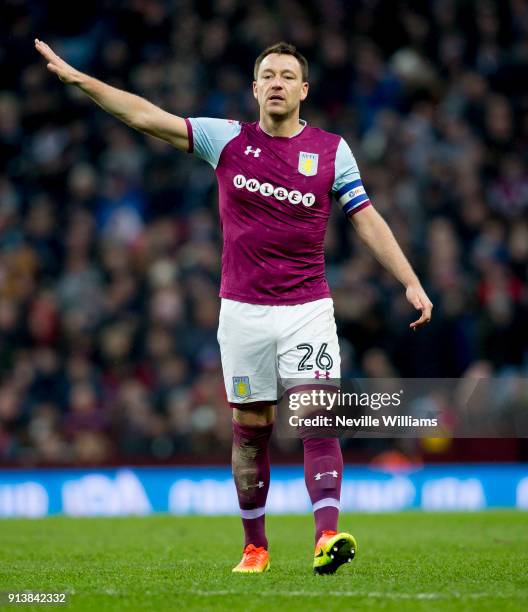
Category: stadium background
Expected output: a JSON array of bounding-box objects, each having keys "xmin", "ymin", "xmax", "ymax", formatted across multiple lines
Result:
[{"xmin": 1, "ymin": 0, "xmax": 528, "ymax": 516}]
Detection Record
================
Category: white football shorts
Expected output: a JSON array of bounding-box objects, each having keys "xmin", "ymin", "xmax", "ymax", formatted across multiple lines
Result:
[{"xmin": 217, "ymin": 297, "xmax": 341, "ymax": 405}]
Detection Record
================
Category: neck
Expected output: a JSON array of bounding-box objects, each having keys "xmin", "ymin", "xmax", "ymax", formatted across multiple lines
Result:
[{"xmin": 259, "ymin": 111, "xmax": 303, "ymax": 137}]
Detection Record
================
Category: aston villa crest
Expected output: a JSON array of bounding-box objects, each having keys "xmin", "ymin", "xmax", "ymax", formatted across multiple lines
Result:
[
  {"xmin": 233, "ymin": 376, "xmax": 251, "ymax": 399},
  {"xmin": 298, "ymin": 151, "xmax": 319, "ymax": 176}
]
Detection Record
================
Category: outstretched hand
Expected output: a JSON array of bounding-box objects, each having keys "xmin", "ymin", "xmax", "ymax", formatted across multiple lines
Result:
[
  {"xmin": 34, "ymin": 39, "xmax": 80, "ymax": 84},
  {"xmin": 406, "ymin": 284, "xmax": 433, "ymax": 330}
]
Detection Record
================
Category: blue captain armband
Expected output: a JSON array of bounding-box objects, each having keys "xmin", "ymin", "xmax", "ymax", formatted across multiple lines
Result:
[{"xmin": 336, "ymin": 179, "xmax": 371, "ymax": 215}]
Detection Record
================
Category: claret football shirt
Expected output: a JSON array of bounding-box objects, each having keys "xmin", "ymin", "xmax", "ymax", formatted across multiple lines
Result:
[{"xmin": 185, "ymin": 118, "xmax": 371, "ymax": 305}]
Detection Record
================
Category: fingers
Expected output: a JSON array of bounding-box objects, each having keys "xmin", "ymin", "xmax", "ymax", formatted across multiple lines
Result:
[
  {"xmin": 410, "ymin": 312, "xmax": 429, "ymax": 330},
  {"xmin": 35, "ymin": 39, "xmax": 50, "ymax": 60},
  {"xmin": 34, "ymin": 39, "xmax": 57, "ymax": 63},
  {"xmin": 409, "ymin": 301, "xmax": 433, "ymax": 330},
  {"xmin": 35, "ymin": 39, "xmax": 69, "ymax": 80},
  {"xmin": 406, "ymin": 286, "xmax": 433, "ymax": 330}
]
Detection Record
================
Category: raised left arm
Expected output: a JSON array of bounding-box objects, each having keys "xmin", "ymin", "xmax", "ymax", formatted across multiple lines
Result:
[{"xmin": 349, "ymin": 205, "xmax": 433, "ymax": 329}]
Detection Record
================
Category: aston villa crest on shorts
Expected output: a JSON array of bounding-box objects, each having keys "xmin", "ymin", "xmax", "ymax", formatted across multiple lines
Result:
[
  {"xmin": 233, "ymin": 376, "xmax": 251, "ymax": 398},
  {"xmin": 298, "ymin": 151, "xmax": 319, "ymax": 176}
]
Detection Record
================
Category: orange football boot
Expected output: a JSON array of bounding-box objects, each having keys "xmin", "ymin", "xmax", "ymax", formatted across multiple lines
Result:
[{"xmin": 232, "ymin": 544, "xmax": 270, "ymax": 573}]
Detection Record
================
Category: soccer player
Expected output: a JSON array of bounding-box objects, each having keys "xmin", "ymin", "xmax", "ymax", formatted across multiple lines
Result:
[{"xmin": 35, "ymin": 39, "xmax": 433, "ymax": 574}]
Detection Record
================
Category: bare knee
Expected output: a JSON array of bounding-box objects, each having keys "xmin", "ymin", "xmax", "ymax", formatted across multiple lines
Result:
[{"xmin": 233, "ymin": 403, "xmax": 276, "ymax": 426}]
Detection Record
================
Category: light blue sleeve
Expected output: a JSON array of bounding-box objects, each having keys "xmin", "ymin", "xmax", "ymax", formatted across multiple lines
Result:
[
  {"xmin": 332, "ymin": 138, "xmax": 371, "ymax": 215},
  {"xmin": 187, "ymin": 117, "xmax": 242, "ymax": 168}
]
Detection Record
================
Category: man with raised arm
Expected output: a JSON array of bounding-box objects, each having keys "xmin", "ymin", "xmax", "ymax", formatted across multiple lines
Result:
[{"xmin": 35, "ymin": 38, "xmax": 432, "ymax": 574}]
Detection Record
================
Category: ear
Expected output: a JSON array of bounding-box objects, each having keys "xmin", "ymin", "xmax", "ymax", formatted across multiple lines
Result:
[
  {"xmin": 300, "ymin": 82, "xmax": 309, "ymax": 102},
  {"xmin": 252, "ymin": 80, "xmax": 258, "ymax": 100}
]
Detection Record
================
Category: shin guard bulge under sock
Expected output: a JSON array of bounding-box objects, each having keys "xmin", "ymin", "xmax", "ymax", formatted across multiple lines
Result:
[
  {"xmin": 302, "ymin": 436, "xmax": 343, "ymax": 542},
  {"xmin": 232, "ymin": 420, "xmax": 273, "ymax": 549}
]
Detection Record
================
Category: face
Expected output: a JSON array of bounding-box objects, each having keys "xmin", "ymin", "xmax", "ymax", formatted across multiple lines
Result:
[{"xmin": 253, "ymin": 53, "xmax": 308, "ymax": 118}]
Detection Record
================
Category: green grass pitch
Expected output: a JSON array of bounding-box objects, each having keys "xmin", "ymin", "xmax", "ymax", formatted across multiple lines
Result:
[{"xmin": 1, "ymin": 512, "xmax": 527, "ymax": 611}]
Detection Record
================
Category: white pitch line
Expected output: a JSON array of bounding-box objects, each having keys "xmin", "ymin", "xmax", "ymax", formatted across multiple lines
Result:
[{"xmin": 184, "ymin": 590, "xmax": 502, "ymax": 600}]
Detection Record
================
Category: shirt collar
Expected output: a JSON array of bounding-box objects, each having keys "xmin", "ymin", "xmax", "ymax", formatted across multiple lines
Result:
[{"xmin": 258, "ymin": 119, "xmax": 307, "ymax": 138}]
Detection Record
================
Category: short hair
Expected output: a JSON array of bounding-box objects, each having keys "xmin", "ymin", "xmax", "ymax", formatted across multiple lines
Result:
[{"xmin": 254, "ymin": 42, "xmax": 309, "ymax": 82}]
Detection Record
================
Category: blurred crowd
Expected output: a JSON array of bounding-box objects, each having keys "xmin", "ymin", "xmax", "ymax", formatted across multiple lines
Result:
[{"xmin": 1, "ymin": 0, "xmax": 527, "ymax": 465}]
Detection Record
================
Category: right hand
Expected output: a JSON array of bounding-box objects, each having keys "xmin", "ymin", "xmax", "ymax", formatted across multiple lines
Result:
[{"xmin": 34, "ymin": 38, "xmax": 81, "ymax": 85}]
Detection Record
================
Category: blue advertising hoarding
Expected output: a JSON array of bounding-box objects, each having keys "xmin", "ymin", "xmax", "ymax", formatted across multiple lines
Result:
[{"xmin": 0, "ymin": 465, "xmax": 527, "ymax": 518}]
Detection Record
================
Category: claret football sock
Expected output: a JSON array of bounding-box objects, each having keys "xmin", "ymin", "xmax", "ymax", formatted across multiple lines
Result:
[
  {"xmin": 302, "ymin": 437, "xmax": 343, "ymax": 542},
  {"xmin": 232, "ymin": 420, "xmax": 273, "ymax": 550}
]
